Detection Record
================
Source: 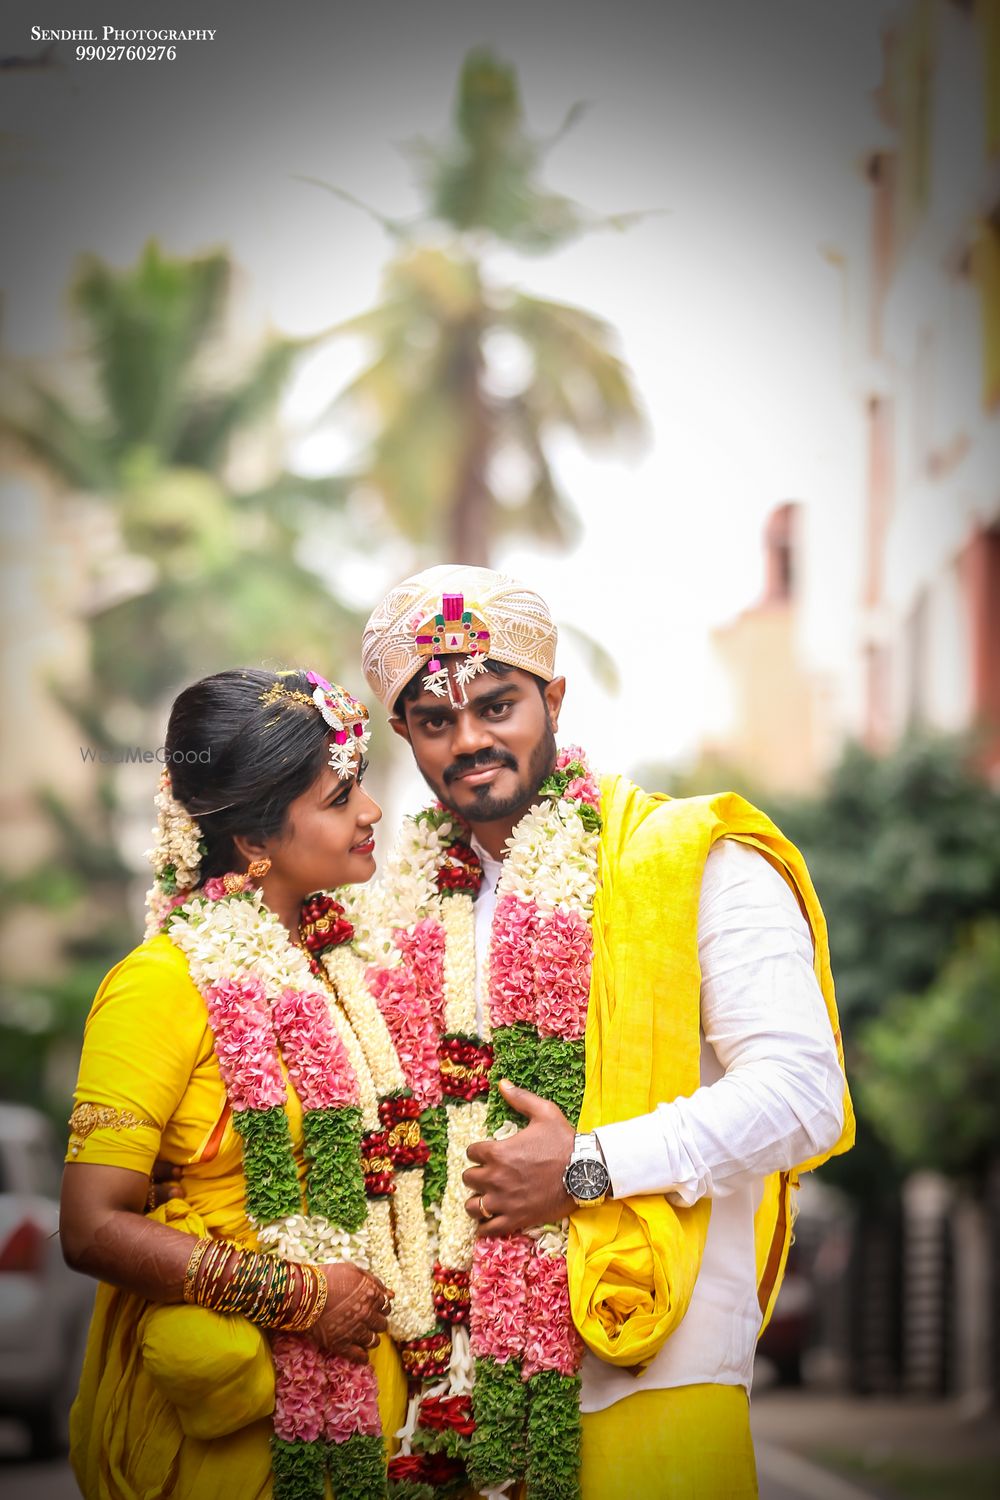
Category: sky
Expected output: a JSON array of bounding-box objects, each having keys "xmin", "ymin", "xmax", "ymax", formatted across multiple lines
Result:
[{"xmin": 2, "ymin": 0, "xmax": 899, "ymax": 784}]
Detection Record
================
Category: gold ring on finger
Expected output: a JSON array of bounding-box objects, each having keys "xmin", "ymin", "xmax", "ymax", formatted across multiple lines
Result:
[{"xmin": 478, "ymin": 1194, "xmax": 494, "ymax": 1221}]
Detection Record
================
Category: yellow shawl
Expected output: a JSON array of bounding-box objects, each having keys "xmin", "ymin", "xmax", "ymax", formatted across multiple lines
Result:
[{"xmin": 567, "ymin": 776, "xmax": 854, "ymax": 1369}]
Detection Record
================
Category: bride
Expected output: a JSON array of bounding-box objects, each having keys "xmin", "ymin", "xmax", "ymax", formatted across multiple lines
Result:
[{"xmin": 60, "ymin": 667, "xmax": 425, "ymax": 1500}]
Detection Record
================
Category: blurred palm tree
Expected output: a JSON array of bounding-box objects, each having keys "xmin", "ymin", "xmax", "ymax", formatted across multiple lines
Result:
[
  {"xmin": 308, "ymin": 49, "xmax": 647, "ymax": 566},
  {"xmin": 2, "ymin": 243, "xmax": 355, "ymax": 1108},
  {"xmin": 7, "ymin": 242, "xmax": 354, "ymax": 704}
]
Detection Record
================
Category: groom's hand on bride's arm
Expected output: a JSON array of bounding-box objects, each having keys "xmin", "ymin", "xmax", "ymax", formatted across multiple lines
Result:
[{"xmin": 462, "ymin": 1081, "xmax": 576, "ymax": 1236}]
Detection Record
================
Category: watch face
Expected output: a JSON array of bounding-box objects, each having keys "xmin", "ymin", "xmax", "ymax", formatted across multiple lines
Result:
[{"xmin": 566, "ymin": 1156, "xmax": 610, "ymax": 1201}]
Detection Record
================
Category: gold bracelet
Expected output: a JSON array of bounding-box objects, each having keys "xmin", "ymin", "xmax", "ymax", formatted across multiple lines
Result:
[
  {"xmin": 215, "ymin": 1247, "xmax": 260, "ymax": 1314},
  {"xmin": 182, "ymin": 1236, "xmax": 212, "ymax": 1304},
  {"xmin": 290, "ymin": 1267, "xmax": 322, "ymax": 1332},
  {"xmin": 245, "ymin": 1256, "xmax": 277, "ymax": 1323},
  {"xmin": 279, "ymin": 1265, "xmax": 314, "ymax": 1332},
  {"xmin": 279, "ymin": 1264, "xmax": 328, "ymax": 1332},
  {"xmin": 199, "ymin": 1239, "xmax": 234, "ymax": 1307}
]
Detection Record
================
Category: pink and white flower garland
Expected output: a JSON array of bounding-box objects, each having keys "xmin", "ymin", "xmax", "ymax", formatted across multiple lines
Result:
[
  {"xmin": 164, "ymin": 885, "xmax": 394, "ymax": 1499},
  {"xmin": 322, "ymin": 942, "xmax": 440, "ymax": 1343},
  {"xmin": 375, "ymin": 807, "xmax": 489, "ymax": 1476},
  {"xmin": 466, "ymin": 748, "xmax": 599, "ymax": 1498},
  {"xmin": 379, "ymin": 751, "xmax": 601, "ymax": 1499}
]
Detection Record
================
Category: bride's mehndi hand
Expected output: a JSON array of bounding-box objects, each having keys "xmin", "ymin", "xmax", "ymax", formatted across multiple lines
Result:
[{"xmin": 308, "ymin": 1264, "xmax": 394, "ymax": 1362}]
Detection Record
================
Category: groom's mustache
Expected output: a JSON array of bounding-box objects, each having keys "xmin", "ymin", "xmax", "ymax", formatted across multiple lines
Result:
[{"xmin": 443, "ymin": 748, "xmax": 518, "ymax": 785}]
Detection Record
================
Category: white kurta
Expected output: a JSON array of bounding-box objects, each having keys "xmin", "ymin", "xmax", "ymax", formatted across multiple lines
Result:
[{"xmin": 470, "ymin": 834, "xmax": 844, "ymax": 1410}]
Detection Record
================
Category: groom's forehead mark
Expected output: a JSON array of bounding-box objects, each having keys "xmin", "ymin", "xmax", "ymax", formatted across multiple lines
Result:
[{"xmin": 409, "ymin": 677, "xmax": 520, "ymax": 722}]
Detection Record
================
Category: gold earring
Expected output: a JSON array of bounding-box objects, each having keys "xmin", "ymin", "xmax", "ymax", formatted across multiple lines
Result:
[{"xmin": 247, "ymin": 857, "xmax": 271, "ymax": 880}]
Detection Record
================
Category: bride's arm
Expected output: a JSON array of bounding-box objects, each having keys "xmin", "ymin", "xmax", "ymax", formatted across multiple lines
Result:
[
  {"xmin": 61, "ymin": 1161, "xmax": 194, "ymax": 1298},
  {"xmin": 60, "ymin": 1162, "xmax": 392, "ymax": 1362}
]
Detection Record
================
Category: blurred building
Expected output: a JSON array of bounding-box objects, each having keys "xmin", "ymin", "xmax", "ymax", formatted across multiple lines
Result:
[
  {"xmin": 706, "ymin": 0, "xmax": 1000, "ymax": 787},
  {"xmin": 704, "ymin": 502, "xmax": 835, "ymax": 795},
  {"xmin": 702, "ymin": 0, "xmax": 1000, "ymax": 1403},
  {"xmin": 858, "ymin": 0, "xmax": 1000, "ymax": 777}
]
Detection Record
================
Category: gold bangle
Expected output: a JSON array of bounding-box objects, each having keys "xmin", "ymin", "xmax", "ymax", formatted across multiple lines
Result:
[
  {"xmin": 215, "ymin": 1247, "xmax": 259, "ymax": 1313},
  {"xmin": 182, "ymin": 1236, "xmax": 212, "ymax": 1304},
  {"xmin": 306, "ymin": 1266, "xmax": 328, "ymax": 1330},
  {"xmin": 187, "ymin": 1241, "xmax": 329, "ymax": 1332},
  {"xmin": 280, "ymin": 1265, "xmax": 317, "ymax": 1332},
  {"xmin": 280, "ymin": 1264, "xmax": 328, "ymax": 1332},
  {"xmin": 199, "ymin": 1240, "xmax": 234, "ymax": 1306}
]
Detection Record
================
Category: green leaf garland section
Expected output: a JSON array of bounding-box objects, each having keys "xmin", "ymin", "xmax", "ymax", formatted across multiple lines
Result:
[
  {"xmin": 273, "ymin": 1433, "xmax": 387, "ymax": 1500},
  {"xmin": 302, "ymin": 1106, "xmax": 366, "ymax": 1231},
  {"xmin": 486, "ymin": 1027, "xmax": 586, "ymax": 1132},
  {"xmin": 233, "ymin": 1105, "xmax": 303, "ymax": 1223},
  {"xmin": 326, "ymin": 1433, "xmax": 387, "ymax": 1500},
  {"xmin": 485, "ymin": 1024, "xmax": 537, "ymax": 1132},
  {"xmin": 271, "ymin": 1436, "xmax": 326, "ymax": 1500},
  {"xmin": 526, "ymin": 1371, "xmax": 582, "ymax": 1500},
  {"xmin": 420, "ymin": 1104, "xmax": 449, "ymax": 1208},
  {"xmin": 532, "ymin": 1038, "xmax": 585, "ymax": 1127},
  {"xmin": 468, "ymin": 1357, "xmax": 527, "ymax": 1490}
]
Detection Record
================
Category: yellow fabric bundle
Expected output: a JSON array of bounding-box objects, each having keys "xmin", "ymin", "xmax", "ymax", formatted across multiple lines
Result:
[{"xmin": 567, "ymin": 777, "xmax": 854, "ymax": 1369}]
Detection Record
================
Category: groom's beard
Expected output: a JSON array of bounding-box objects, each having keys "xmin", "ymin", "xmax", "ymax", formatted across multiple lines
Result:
[{"xmin": 432, "ymin": 723, "xmax": 558, "ymax": 826}]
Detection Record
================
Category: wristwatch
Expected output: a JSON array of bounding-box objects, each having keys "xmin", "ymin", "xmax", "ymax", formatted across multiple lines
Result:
[{"xmin": 562, "ymin": 1132, "xmax": 612, "ymax": 1208}]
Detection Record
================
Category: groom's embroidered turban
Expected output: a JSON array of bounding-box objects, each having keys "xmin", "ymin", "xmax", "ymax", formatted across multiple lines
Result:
[{"xmin": 361, "ymin": 564, "xmax": 558, "ymax": 711}]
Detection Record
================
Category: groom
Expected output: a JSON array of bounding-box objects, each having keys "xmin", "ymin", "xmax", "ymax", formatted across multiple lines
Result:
[{"xmin": 360, "ymin": 564, "xmax": 853, "ymax": 1497}]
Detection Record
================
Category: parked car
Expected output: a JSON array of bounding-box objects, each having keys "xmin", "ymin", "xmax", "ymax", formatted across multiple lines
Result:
[
  {"xmin": 758, "ymin": 1173, "xmax": 853, "ymax": 1388},
  {"xmin": 0, "ymin": 1102, "xmax": 93, "ymax": 1456},
  {"xmin": 758, "ymin": 1243, "xmax": 814, "ymax": 1384}
]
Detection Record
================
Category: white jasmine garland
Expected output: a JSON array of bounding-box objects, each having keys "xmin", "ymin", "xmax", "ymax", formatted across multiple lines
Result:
[
  {"xmin": 365, "ymin": 1196, "xmax": 431, "ymax": 1343},
  {"xmin": 498, "ymin": 799, "xmax": 597, "ymax": 915},
  {"xmin": 322, "ymin": 946, "xmax": 405, "ymax": 1098},
  {"xmin": 437, "ymin": 1097, "xmax": 488, "ymax": 1269},
  {"xmin": 171, "ymin": 893, "xmax": 301, "ymax": 1008},
  {"xmin": 390, "ymin": 1169, "xmax": 437, "ymax": 1336},
  {"xmin": 257, "ymin": 1216, "xmax": 372, "ymax": 1270},
  {"xmin": 379, "ymin": 814, "xmax": 455, "ymax": 931},
  {"xmin": 146, "ymin": 773, "xmax": 203, "ymax": 889},
  {"xmin": 441, "ymin": 893, "xmax": 477, "ymax": 1034},
  {"xmin": 339, "ymin": 882, "xmax": 400, "ymax": 966},
  {"xmin": 326, "ymin": 994, "xmax": 380, "ymax": 1132},
  {"xmin": 425, "ymin": 1199, "xmax": 442, "ymax": 1265}
]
